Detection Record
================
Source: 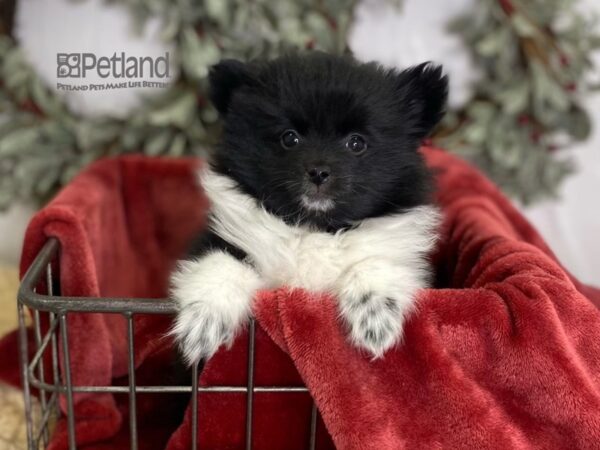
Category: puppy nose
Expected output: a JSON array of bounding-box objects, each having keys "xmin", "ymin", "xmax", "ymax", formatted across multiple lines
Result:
[{"xmin": 307, "ymin": 166, "xmax": 330, "ymax": 186}]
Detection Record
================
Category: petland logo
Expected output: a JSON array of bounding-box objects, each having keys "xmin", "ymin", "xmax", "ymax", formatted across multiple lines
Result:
[{"xmin": 56, "ymin": 52, "xmax": 171, "ymax": 91}]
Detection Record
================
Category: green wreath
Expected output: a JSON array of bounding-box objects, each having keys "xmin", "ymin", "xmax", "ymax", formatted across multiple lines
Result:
[
  {"xmin": 0, "ymin": 0, "xmax": 598, "ymax": 210},
  {"xmin": 440, "ymin": 0, "xmax": 600, "ymax": 203}
]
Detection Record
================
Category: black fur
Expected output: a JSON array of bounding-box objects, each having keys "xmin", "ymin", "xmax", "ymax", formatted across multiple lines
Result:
[{"xmin": 207, "ymin": 52, "xmax": 448, "ymax": 231}]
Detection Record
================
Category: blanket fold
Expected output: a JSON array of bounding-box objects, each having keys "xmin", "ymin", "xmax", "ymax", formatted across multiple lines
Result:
[{"xmin": 1, "ymin": 146, "xmax": 600, "ymax": 449}]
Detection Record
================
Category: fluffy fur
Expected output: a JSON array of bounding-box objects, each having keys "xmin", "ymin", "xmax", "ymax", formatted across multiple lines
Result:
[
  {"xmin": 171, "ymin": 250, "xmax": 265, "ymax": 363},
  {"xmin": 170, "ymin": 52, "xmax": 448, "ymax": 363}
]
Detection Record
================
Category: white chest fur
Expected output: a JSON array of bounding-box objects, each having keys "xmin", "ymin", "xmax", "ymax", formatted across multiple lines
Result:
[{"xmin": 199, "ymin": 167, "xmax": 441, "ymax": 294}]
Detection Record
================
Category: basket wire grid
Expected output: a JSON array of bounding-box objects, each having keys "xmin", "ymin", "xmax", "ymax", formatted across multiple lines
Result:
[{"xmin": 17, "ymin": 237, "xmax": 319, "ymax": 450}]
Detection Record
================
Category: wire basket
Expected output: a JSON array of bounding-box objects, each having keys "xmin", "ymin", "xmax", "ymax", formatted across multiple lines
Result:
[{"xmin": 17, "ymin": 237, "xmax": 319, "ymax": 450}]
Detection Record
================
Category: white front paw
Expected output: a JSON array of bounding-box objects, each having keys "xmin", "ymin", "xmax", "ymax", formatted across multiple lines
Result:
[
  {"xmin": 170, "ymin": 251, "xmax": 264, "ymax": 365},
  {"xmin": 339, "ymin": 293, "xmax": 408, "ymax": 358},
  {"xmin": 171, "ymin": 301, "xmax": 237, "ymax": 364}
]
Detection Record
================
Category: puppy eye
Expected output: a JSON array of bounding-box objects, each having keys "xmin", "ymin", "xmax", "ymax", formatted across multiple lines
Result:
[
  {"xmin": 280, "ymin": 130, "xmax": 300, "ymax": 149},
  {"xmin": 346, "ymin": 134, "xmax": 367, "ymax": 154}
]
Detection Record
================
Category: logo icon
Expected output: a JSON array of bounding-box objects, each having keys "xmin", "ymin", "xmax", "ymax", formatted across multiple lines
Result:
[{"xmin": 57, "ymin": 54, "xmax": 81, "ymax": 78}]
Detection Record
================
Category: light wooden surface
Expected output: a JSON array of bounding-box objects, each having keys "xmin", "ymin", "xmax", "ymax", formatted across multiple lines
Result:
[
  {"xmin": 0, "ymin": 266, "xmax": 18, "ymax": 336},
  {"xmin": 0, "ymin": 266, "xmax": 30, "ymax": 450}
]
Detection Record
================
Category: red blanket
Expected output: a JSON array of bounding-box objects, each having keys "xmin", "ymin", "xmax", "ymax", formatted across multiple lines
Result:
[{"xmin": 2, "ymin": 146, "xmax": 600, "ymax": 449}]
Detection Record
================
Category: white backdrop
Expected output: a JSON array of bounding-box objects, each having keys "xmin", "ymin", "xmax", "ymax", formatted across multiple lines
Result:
[{"xmin": 0, "ymin": 0, "xmax": 598, "ymax": 286}]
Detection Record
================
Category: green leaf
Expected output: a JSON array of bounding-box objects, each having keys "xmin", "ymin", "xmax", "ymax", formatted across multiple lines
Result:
[
  {"xmin": 144, "ymin": 129, "xmax": 172, "ymax": 155},
  {"xmin": 169, "ymin": 133, "xmax": 187, "ymax": 156},
  {"xmin": 530, "ymin": 61, "xmax": 570, "ymax": 111},
  {"xmin": 475, "ymin": 29, "xmax": 508, "ymax": 57},
  {"xmin": 205, "ymin": 0, "xmax": 229, "ymax": 25},
  {"xmin": 147, "ymin": 89, "xmax": 197, "ymax": 128},
  {"xmin": 30, "ymin": 78, "xmax": 62, "ymax": 116},
  {"xmin": 496, "ymin": 82, "xmax": 529, "ymax": 114},
  {"xmin": 511, "ymin": 14, "xmax": 538, "ymax": 37},
  {"xmin": 35, "ymin": 165, "xmax": 61, "ymax": 197},
  {"xmin": 0, "ymin": 127, "xmax": 40, "ymax": 157},
  {"xmin": 463, "ymin": 122, "xmax": 488, "ymax": 144},
  {"xmin": 563, "ymin": 106, "xmax": 592, "ymax": 141}
]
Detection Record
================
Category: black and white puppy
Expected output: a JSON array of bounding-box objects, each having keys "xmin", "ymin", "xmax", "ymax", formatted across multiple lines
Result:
[{"xmin": 171, "ymin": 52, "xmax": 448, "ymax": 364}]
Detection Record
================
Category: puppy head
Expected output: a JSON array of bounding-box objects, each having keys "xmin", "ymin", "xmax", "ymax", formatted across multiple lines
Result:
[{"xmin": 208, "ymin": 52, "xmax": 448, "ymax": 229}]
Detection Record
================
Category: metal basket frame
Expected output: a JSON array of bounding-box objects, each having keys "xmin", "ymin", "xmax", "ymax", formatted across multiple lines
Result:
[{"xmin": 18, "ymin": 237, "xmax": 319, "ymax": 450}]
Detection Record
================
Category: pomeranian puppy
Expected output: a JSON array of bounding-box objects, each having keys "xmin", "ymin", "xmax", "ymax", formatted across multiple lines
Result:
[{"xmin": 171, "ymin": 52, "xmax": 448, "ymax": 364}]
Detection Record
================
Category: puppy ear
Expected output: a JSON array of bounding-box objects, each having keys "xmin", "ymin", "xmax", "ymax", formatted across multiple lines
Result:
[
  {"xmin": 397, "ymin": 63, "xmax": 449, "ymax": 139},
  {"xmin": 208, "ymin": 59, "xmax": 255, "ymax": 115}
]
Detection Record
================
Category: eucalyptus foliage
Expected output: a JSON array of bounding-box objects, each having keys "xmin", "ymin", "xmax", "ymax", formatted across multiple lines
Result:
[
  {"xmin": 441, "ymin": 0, "xmax": 600, "ymax": 203},
  {"xmin": 0, "ymin": 0, "xmax": 598, "ymax": 209}
]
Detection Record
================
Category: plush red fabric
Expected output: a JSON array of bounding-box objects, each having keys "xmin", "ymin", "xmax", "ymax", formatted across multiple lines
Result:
[{"xmin": 1, "ymin": 146, "xmax": 600, "ymax": 449}]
